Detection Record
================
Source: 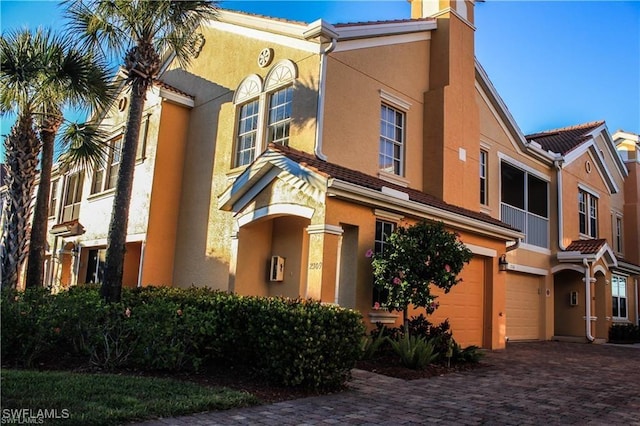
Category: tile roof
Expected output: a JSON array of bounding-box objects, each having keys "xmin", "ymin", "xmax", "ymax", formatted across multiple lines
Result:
[
  {"xmin": 267, "ymin": 143, "xmax": 520, "ymax": 233},
  {"xmin": 525, "ymin": 121, "xmax": 604, "ymax": 155},
  {"xmin": 334, "ymin": 17, "xmax": 436, "ymax": 27},
  {"xmin": 565, "ymin": 238, "xmax": 607, "ymax": 254},
  {"xmin": 154, "ymin": 80, "xmax": 194, "ymax": 99}
]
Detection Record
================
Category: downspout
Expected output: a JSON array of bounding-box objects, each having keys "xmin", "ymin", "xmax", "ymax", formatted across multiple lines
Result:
[
  {"xmin": 633, "ymin": 278, "xmax": 640, "ymax": 325},
  {"xmin": 554, "ymin": 160, "xmax": 566, "ymax": 250},
  {"xmin": 137, "ymin": 240, "xmax": 146, "ymax": 288},
  {"xmin": 314, "ymin": 38, "xmax": 337, "ymax": 161},
  {"xmin": 583, "ymin": 258, "xmax": 595, "ymax": 342}
]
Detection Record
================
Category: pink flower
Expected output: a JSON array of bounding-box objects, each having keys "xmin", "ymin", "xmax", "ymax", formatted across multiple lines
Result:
[
  {"xmin": 373, "ymin": 302, "xmax": 381, "ymax": 310},
  {"xmin": 393, "ymin": 277, "xmax": 402, "ymax": 286},
  {"xmin": 444, "ymin": 264, "xmax": 451, "ymax": 273},
  {"xmin": 124, "ymin": 307, "xmax": 131, "ymax": 318},
  {"xmin": 177, "ymin": 309, "xmax": 183, "ymax": 316},
  {"xmin": 365, "ymin": 249, "xmax": 374, "ymax": 258}
]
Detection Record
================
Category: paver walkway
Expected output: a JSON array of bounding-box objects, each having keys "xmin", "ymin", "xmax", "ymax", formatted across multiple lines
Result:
[{"xmin": 132, "ymin": 341, "xmax": 640, "ymax": 425}]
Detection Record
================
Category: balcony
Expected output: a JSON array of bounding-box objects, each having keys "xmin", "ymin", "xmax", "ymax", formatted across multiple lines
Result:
[{"xmin": 501, "ymin": 203, "xmax": 549, "ymax": 248}]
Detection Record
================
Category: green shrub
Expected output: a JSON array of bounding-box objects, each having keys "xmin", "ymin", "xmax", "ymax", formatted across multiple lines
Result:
[
  {"xmin": 389, "ymin": 331, "xmax": 439, "ymax": 370},
  {"xmin": 609, "ymin": 323, "xmax": 640, "ymax": 343},
  {"xmin": 361, "ymin": 327, "xmax": 388, "ymax": 360},
  {"xmin": 0, "ymin": 286, "xmax": 364, "ymax": 390}
]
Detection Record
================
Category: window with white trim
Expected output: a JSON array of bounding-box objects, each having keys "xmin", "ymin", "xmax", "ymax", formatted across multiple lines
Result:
[
  {"xmin": 48, "ymin": 179, "xmax": 59, "ymax": 218},
  {"xmin": 62, "ymin": 171, "xmax": 84, "ymax": 222},
  {"xmin": 614, "ymin": 215, "xmax": 623, "ymax": 254},
  {"xmin": 379, "ymin": 104, "xmax": 405, "ymax": 175},
  {"xmin": 612, "ymin": 275, "xmax": 627, "ymax": 319},
  {"xmin": 233, "ymin": 60, "xmax": 297, "ymax": 168},
  {"xmin": 579, "ymin": 189, "xmax": 598, "ymax": 238},
  {"xmin": 480, "ymin": 150, "xmax": 488, "ymax": 205},
  {"xmin": 372, "ymin": 219, "xmax": 396, "ymax": 305},
  {"xmin": 91, "ymin": 135, "xmax": 122, "ymax": 194}
]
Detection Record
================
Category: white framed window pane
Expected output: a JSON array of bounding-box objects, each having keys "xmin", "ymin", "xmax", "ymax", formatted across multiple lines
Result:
[
  {"xmin": 379, "ymin": 104, "xmax": 404, "ymax": 176},
  {"xmin": 236, "ymin": 99, "xmax": 259, "ymax": 167},
  {"xmin": 267, "ymin": 86, "xmax": 293, "ymax": 145}
]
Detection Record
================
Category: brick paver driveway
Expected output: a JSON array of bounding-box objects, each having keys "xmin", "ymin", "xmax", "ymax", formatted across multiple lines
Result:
[{"xmin": 134, "ymin": 341, "xmax": 640, "ymax": 425}]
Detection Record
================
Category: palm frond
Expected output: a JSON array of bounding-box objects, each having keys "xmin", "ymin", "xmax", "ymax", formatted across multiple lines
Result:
[{"xmin": 57, "ymin": 121, "xmax": 109, "ymax": 171}]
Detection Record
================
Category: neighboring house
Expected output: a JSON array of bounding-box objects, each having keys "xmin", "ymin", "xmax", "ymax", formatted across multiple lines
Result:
[
  {"xmin": 25, "ymin": 0, "xmax": 639, "ymax": 348},
  {"xmin": 42, "ymin": 81, "xmax": 193, "ymax": 291}
]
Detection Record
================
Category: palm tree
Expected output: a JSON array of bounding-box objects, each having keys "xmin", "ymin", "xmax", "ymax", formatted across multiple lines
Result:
[
  {"xmin": 1, "ymin": 30, "xmax": 45, "ymax": 289},
  {"xmin": 64, "ymin": 0, "xmax": 217, "ymax": 302},
  {"xmin": 0, "ymin": 28, "xmax": 112, "ymax": 290},
  {"xmin": 23, "ymin": 31, "xmax": 113, "ymax": 289}
]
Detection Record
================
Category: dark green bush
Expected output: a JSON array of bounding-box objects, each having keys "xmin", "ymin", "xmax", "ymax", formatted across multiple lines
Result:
[
  {"xmin": 609, "ymin": 323, "xmax": 640, "ymax": 343},
  {"xmin": 0, "ymin": 286, "xmax": 364, "ymax": 390}
]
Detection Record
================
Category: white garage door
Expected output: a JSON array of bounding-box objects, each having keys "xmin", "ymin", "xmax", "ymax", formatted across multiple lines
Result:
[{"xmin": 506, "ymin": 274, "xmax": 541, "ymax": 340}]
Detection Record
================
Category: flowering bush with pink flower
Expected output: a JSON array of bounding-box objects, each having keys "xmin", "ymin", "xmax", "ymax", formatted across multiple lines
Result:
[{"xmin": 370, "ymin": 220, "xmax": 472, "ymax": 325}]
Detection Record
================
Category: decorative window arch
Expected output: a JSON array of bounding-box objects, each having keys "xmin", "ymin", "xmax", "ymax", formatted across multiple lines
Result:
[
  {"xmin": 233, "ymin": 74, "xmax": 263, "ymax": 105},
  {"xmin": 264, "ymin": 60, "xmax": 297, "ymax": 92}
]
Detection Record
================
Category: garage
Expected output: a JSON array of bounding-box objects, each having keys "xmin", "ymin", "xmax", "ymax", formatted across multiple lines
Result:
[
  {"xmin": 506, "ymin": 273, "xmax": 541, "ymax": 340},
  {"xmin": 431, "ymin": 257, "xmax": 485, "ymax": 347}
]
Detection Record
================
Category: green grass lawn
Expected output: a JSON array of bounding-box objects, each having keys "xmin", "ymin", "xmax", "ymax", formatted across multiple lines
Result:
[{"xmin": 1, "ymin": 369, "xmax": 259, "ymax": 425}]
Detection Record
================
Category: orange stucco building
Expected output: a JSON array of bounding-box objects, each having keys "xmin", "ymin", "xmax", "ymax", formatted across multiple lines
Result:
[{"xmin": 25, "ymin": 0, "xmax": 640, "ymax": 349}]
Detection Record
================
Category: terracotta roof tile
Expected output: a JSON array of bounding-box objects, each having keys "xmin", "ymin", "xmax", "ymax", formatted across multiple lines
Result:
[
  {"xmin": 154, "ymin": 80, "xmax": 194, "ymax": 99},
  {"xmin": 268, "ymin": 143, "xmax": 520, "ymax": 233},
  {"xmin": 334, "ymin": 17, "xmax": 435, "ymax": 27},
  {"xmin": 525, "ymin": 121, "xmax": 604, "ymax": 155},
  {"xmin": 565, "ymin": 238, "xmax": 607, "ymax": 254}
]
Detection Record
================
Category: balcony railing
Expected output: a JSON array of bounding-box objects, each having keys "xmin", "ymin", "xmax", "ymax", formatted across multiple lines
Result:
[{"xmin": 501, "ymin": 202, "xmax": 549, "ymax": 248}]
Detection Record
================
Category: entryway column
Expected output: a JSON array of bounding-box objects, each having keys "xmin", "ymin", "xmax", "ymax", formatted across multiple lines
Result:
[{"xmin": 305, "ymin": 224, "xmax": 343, "ymax": 302}]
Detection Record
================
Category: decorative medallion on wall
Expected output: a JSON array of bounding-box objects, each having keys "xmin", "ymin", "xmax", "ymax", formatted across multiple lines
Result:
[
  {"xmin": 118, "ymin": 97, "xmax": 128, "ymax": 112},
  {"xmin": 585, "ymin": 160, "xmax": 592, "ymax": 173},
  {"xmin": 258, "ymin": 48, "xmax": 274, "ymax": 68}
]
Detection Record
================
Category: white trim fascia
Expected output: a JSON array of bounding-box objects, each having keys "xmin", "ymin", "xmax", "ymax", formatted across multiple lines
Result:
[
  {"xmin": 334, "ymin": 20, "xmax": 436, "ymax": 40},
  {"xmin": 78, "ymin": 233, "xmax": 145, "ymax": 248},
  {"xmin": 378, "ymin": 170, "xmax": 410, "ymax": 187},
  {"xmin": 381, "ymin": 186, "xmax": 410, "ymax": 201},
  {"xmin": 380, "ymin": 89, "xmax": 412, "ymax": 110},
  {"xmin": 158, "ymin": 87, "xmax": 195, "ymax": 108},
  {"xmin": 213, "ymin": 10, "xmax": 309, "ymax": 38},
  {"xmin": 464, "ymin": 243, "xmax": 497, "ymax": 258},
  {"xmin": 505, "ymin": 263, "xmax": 548, "ymax": 276},
  {"xmin": 374, "ymin": 209, "xmax": 404, "ymax": 222},
  {"xmin": 563, "ymin": 141, "xmax": 619, "ymax": 194},
  {"xmin": 328, "ymin": 179, "xmax": 523, "ymax": 241},
  {"xmin": 497, "ymin": 152, "xmax": 552, "ymax": 182},
  {"xmin": 517, "ymin": 242, "xmax": 552, "ymax": 256},
  {"xmin": 306, "ymin": 224, "xmax": 344, "ymax": 235},
  {"xmin": 333, "ymin": 32, "xmax": 431, "ymax": 53},
  {"xmin": 551, "ymin": 263, "xmax": 584, "ymax": 274},
  {"xmin": 615, "ymin": 260, "xmax": 640, "ymax": 275},
  {"xmin": 237, "ymin": 203, "xmax": 314, "ymax": 228},
  {"xmin": 593, "ymin": 264, "xmax": 607, "ymax": 276},
  {"xmin": 206, "ymin": 19, "xmax": 321, "ymax": 54},
  {"xmin": 593, "ymin": 125, "xmax": 628, "ymax": 178},
  {"xmin": 578, "ymin": 182, "xmax": 601, "ymax": 198},
  {"xmin": 232, "ymin": 167, "xmax": 282, "ymax": 213},
  {"xmin": 428, "ymin": 7, "xmax": 475, "ymax": 30}
]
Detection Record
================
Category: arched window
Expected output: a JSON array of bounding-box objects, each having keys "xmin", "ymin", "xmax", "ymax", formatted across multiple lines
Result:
[{"xmin": 232, "ymin": 60, "xmax": 298, "ymax": 168}]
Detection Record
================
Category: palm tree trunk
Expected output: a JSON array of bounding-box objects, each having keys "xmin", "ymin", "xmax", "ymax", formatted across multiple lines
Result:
[
  {"xmin": 1, "ymin": 113, "xmax": 40, "ymax": 289},
  {"xmin": 25, "ymin": 115, "xmax": 61, "ymax": 289},
  {"xmin": 101, "ymin": 79, "xmax": 148, "ymax": 302}
]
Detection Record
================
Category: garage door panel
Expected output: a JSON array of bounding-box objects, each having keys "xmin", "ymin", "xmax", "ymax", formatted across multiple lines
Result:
[
  {"xmin": 430, "ymin": 258, "xmax": 484, "ymax": 347},
  {"xmin": 506, "ymin": 274, "xmax": 541, "ymax": 340}
]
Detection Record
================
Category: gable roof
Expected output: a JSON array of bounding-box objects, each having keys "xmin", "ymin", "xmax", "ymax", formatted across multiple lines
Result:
[
  {"xmin": 558, "ymin": 238, "xmax": 617, "ymax": 267},
  {"xmin": 525, "ymin": 121, "xmax": 605, "ymax": 155},
  {"xmin": 220, "ymin": 143, "xmax": 523, "ymax": 242}
]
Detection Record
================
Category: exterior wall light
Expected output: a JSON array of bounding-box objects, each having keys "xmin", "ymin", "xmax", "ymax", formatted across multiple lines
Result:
[{"xmin": 498, "ymin": 254, "xmax": 509, "ymax": 272}]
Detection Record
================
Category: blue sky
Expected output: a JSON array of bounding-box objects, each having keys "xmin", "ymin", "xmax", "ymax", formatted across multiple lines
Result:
[{"xmin": 1, "ymin": 0, "xmax": 639, "ymax": 161}]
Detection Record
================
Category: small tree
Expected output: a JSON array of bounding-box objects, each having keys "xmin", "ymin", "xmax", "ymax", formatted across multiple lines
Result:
[{"xmin": 370, "ymin": 220, "xmax": 472, "ymax": 327}]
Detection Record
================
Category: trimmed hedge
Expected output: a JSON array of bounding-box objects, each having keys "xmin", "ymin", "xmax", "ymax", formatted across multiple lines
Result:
[
  {"xmin": 609, "ymin": 323, "xmax": 640, "ymax": 343},
  {"xmin": 1, "ymin": 286, "xmax": 364, "ymax": 390}
]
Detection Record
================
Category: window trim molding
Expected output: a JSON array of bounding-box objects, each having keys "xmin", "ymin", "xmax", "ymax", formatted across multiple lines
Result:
[
  {"xmin": 379, "ymin": 89, "xmax": 412, "ymax": 110},
  {"xmin": 497, "ymin": 151, "xmax": 551, "ymax": 182}
]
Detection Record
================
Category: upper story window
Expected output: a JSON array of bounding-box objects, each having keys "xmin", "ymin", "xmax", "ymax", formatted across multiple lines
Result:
[
  {"xmin": 379, "ymin": 104, "xmax": 405, "ymax": 175},
  {"xmin": 48, "ymin": 179, "xmax": 59, "ymax": 218},
  {"xmin": 578, "ymin": 189, "xmax": 598, "ymax": 238},
  {"xmin": 611, "ymin": 275, "xmax": 627, "ymax": 319},
  {"xmin": 91, "ymin": 135, "xmax": 122, "ymax": 194},
  {"xmin": 480, "ymin": 150, "xmax": 488, "ymax": 205},
  {"xmin": 233, "ymin": 60, "xmax": 297, "ymax": 168},
  {"xmin": 500, "ymin": 161, "xmax": 549, "ymax": 248},
  {"xmin": 62, "ymin": 171, "xmax": 84, "ymax": 222},
  {"xmin": 614, "ymin": 216, "xmax": 623, "ymax": 254}
]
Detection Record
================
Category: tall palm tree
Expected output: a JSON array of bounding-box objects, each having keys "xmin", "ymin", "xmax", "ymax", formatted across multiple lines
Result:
[
  {"xmin": 64, "ymin": 0, "xmax": 217, "ymax": 302},
  {"xmin": 1, "ymin": 30, "xmax": 45, "ymax": 289},
  {"xmin": 23, "ymin": 31, "xmax": 113, "ymax": 289}
]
